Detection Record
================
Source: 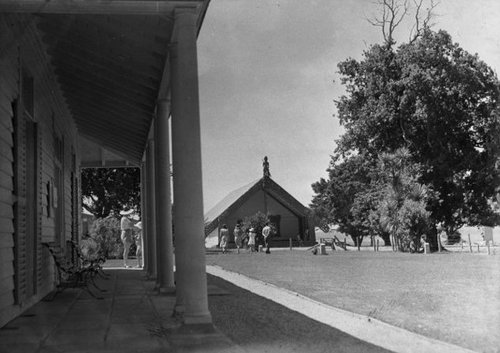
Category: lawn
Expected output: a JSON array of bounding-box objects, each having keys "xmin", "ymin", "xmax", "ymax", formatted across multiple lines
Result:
[{"xmin": 206, "ymin": 249, "xmax": 500, "ymax": 353}]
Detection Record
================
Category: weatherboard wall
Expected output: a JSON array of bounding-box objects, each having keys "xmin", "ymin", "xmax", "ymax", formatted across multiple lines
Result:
[{"xmin": 0, "ymin": 14, "xmax": 81, "ymax": 328}]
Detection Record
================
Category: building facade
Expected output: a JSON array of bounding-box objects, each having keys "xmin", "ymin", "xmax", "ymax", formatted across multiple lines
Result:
[
  {"xmin": 0, "ymin": 0, "xmax": 212, "ymax": 328},
  {"xmin": 205, "ymin": 162, "xmax": 315, "ymax": 248}
]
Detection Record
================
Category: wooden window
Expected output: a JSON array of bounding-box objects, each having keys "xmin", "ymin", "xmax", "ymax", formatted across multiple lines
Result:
[{"xmin": 268, "ymin": 214, "xmax": 281, "ymax": 237}]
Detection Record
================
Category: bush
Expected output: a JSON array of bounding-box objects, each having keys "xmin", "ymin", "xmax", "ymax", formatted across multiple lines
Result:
[
  {"xmin": 242, "ymin": 212, "xmax": 269, "ymax": 246},
  {"xmin": 88, "ymin": 216, "xmax": 123, "ymax": 259}
]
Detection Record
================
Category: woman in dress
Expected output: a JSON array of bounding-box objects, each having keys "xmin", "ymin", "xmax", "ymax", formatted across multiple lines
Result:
[
  {"xmin": 233, "ymin": 221, "xmax": 244, "ymax": 254},
  {"xmin": 247, "ymin": 228, "xmax": 256, "ymax": 253},
  {"xmin": 220, "ymin": 224, "xmax": 229, "ymax": 254}
]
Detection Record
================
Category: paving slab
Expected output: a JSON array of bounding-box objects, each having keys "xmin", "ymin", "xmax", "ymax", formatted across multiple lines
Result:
[{"xmin": 0, "ymin": 267, "xmax": 241, "ymax": 353}]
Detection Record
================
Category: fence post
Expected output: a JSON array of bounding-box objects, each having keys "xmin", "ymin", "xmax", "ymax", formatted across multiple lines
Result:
[
  {"xmin": 376, "ymin": 239, "xmax": 379, "ymax": 252},
  {"xmin": 437, "ymin": 233, "xmax": 442, "ymax": 252},
  {"xmin": 477, "ymin": 244, "xmax": 480, "ymax": 253},
  {"xmin": 468, "ymin": 234, "xmax": 473, "ymax": 253},
  {"xmin": 487, "ymin": 241, "xmax": 491, "ymax": 255},
  {"xmin": 289, "ymin": 237, "xmax": 292, "ymax": 251}
]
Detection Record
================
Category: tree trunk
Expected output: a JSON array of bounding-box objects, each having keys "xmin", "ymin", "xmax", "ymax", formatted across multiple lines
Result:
[
  {"xmin": 427, "ymin": 224, "xmax": 439, "ymax": 252},
  {"xmin": 380, "ymin": 232, "xmax": 391, "ymax": 246}
]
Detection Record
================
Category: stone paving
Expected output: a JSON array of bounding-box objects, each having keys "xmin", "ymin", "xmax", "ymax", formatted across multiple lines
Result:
[{"xmin": 0, "ymin": 265, "xmax": 240, "ymax": 353}]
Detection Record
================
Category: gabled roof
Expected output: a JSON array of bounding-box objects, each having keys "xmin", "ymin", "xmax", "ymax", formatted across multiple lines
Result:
[
  {"xmin": 204, "ymin": 176, "xmax": 310, "ymax": 236},
  {"xmin": 204, "ymin": 179, "xmax": 259, "ymax": 224}
]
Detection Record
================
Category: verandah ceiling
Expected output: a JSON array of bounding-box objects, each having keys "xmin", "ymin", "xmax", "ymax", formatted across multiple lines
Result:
[
  {"xmin": 38, "ymin": 13, "xmax": 172, "ymax": 165},
  {"xmin": 0, "ymin": 0, "xmax": 209, "ymax": 166}
]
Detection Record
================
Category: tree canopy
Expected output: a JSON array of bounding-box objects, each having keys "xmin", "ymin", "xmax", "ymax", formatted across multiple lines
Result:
[
  {"xmin": 81, "ymin": 167, "xmax": 141, "ymax": 218},
  {"xmin": 312, "ymin": 28, "xmax": 500, "ymax": 250}
]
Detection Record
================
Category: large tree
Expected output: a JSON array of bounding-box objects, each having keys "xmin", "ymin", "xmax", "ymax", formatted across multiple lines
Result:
[
  {"xmin": 81, "ymin": 167, "xmax": 141, "ymax": 218},
  {"xmin": 311, "ymin": 155, "xmax": 375, "ymax": 245},
  {"xmin": 325, "ymin": 28, "xmax": 500, "ymax": 249}
]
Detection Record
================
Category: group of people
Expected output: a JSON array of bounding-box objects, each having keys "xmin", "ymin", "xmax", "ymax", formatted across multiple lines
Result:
[
  {"xmin": 119, "ymin": 209, "xmax": 143, "ymax": 268},
  {"xmin": 219, "ymin": 220, "xmax": 274, "ymax": 254}
]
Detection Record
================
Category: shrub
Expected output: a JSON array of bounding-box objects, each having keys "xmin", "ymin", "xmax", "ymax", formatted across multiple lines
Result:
[
  {"xmin": 242, "ymin": 211, "xmax": 270, "ymax": 246},
  {"xmin": 88, "ymin": 216, "xmax": 122, "ymax": 259}
]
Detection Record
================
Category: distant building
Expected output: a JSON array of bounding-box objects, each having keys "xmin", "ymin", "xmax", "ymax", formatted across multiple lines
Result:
[{"xmin": 205, "ymin": 157, "xmax": 314, "ymax": 248}]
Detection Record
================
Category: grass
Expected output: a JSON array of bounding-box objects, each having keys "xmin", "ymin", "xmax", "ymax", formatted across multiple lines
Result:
[
  {"xmin": 207, "ymin": 274, "xmax": 391, "ymax": 353},
  {"xmin": 206, "ymin": 249, "xmax": 500, "ymax": 353}
]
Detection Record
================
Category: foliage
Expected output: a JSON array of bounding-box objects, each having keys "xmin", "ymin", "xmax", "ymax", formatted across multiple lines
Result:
[
  {"xmin": 242, "ymin": 211, "xmax": 270, "ymax": 245},
  {"xmin": 81, "ymin": 167, "xmax": 141, "ymax": 218},
  {"xmin": 329, "ymin": 28, "xmax": 500, "ymax": 249},
  {"xmin": 311, "ymin": 155, "xmax": 374, "ymax": 246},
  {"xmin": 242, "ymin": 211, "xmax": 268, "ymax": 235},
  {"xmin": 311, "ymin": 149, "xmax": 433, "ymax": 251},
  {"xmin": 87, "ymin": 216, "xmax": 139, "ymax": 259},
  {"xmin": 374, "ymin": 149, "xmax": 433, "ymax": 251}
]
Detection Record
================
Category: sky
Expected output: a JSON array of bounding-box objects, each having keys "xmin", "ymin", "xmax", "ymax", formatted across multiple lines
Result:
[{"xmin": 197, "ymin": 0, "xmax": 500, "ymax": 212}]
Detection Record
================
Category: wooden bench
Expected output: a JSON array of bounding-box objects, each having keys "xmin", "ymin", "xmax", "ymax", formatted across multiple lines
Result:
[
  {"xmin": 319, "ymin": 236, "xmax": 348, "ymax": 250},
  {"xmin": 44, "ymin": 242, "xmax": 104, "ymax": 300},
  {"xmin": 319, "ymin": 237, "xmax": 335, "ymax": 250}
]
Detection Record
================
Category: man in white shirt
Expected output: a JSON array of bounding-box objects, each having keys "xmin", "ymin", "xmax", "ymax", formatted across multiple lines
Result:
[{"xmin": 262, "ymin": 222, "xmax": 273, "ymax": 254}]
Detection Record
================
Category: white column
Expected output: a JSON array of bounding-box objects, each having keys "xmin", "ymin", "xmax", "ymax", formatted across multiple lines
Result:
[
  {"xmin": 155, "ymin": 100, "xmax": 175, "ymax": 292},
  {"xmin": 145, "ymin": 140, "xmax": 157, "ymax": 279},
  {"xmin": 170, "ymin": 8, "xmax": 211, "ymax": 324}
]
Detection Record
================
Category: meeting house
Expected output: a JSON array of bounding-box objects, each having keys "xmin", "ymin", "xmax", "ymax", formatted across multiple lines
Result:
[{"xmin": 205, "ymin": 157, "xmax": 315, "ymax": 248}]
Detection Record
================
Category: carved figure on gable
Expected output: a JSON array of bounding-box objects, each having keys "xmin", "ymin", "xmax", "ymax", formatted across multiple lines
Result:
[{"xmin": 263, "ymin": 156, "xmax": 270, "ymax": 178}]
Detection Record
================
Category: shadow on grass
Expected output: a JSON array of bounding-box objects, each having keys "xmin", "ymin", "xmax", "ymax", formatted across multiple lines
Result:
[{"xmin": 207, "ymin": 274, "xmax": 391, "ymax": 353}]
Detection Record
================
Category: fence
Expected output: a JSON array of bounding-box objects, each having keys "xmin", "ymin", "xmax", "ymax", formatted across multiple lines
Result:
[{"xmin": 444, "ymin": 234, "xmax": 497, "ymax": 255}]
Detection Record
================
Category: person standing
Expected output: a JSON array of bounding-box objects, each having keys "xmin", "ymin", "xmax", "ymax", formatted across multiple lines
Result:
[
  {"xmin": 262, "ymin": 222, "xmax": 272, "ymax": 254},
  {"xmin": 120, "ymin": 209, "xmax": 134, "ymax": 268},
  {"xmin": 220, "ymin": 224, "xmax": 229, "ymax": 254},
  {"xmin": 134, "ymin": 221, "xmax": 143, "ymax": 268},
  {"xmin": 233, "ymin": 221, "xmax": 244, "ymax": 254},
  {"xmin": 247, "ymin": 228, "xmax": 256, "ymax": 253}
]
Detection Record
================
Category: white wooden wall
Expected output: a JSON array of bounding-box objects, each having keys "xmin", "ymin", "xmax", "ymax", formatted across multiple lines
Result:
[{"xmin": 0, "ymin": 14, "xmax": 81, "ymax": 327}]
